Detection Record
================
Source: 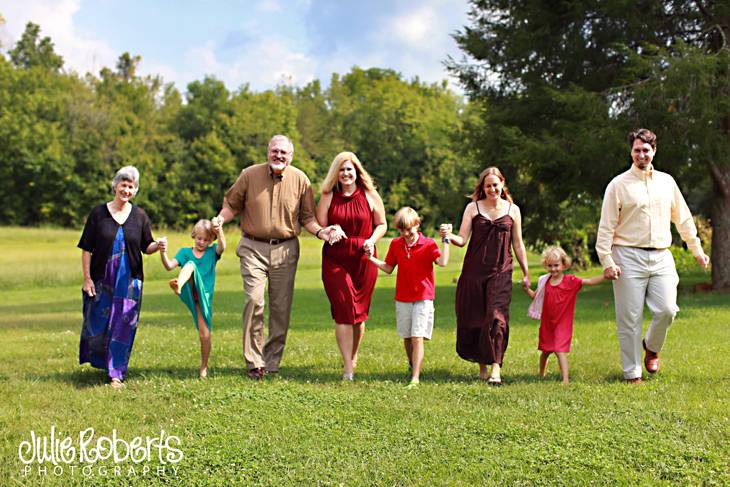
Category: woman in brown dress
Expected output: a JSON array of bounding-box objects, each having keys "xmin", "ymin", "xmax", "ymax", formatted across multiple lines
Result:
[{"xmin": 440, "ymin": 167, "xmax": 529, "ymax": 385}]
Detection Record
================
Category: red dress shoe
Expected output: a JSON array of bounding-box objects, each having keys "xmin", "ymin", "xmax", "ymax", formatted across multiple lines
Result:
[
  {"xmin": 643, "ymin": 340, "xmax": 660, "ymax": 374},
  {"xmin": 624, "ymin": 377, "xmax": 642, "ymax": 384},
  {"xmin": 247, "ymin": 367, "xmax": 265, "ymax": 380}
]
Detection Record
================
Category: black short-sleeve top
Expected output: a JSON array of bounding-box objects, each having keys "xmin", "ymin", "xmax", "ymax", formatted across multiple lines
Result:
[{"xmin": 77, "ymin": 204, "xmax": 154, "ymax": 282}]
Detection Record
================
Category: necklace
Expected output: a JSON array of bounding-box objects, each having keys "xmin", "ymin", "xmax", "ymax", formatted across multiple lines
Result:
[{"xmin": 404, "ymin": 239, "xmax": 416, "ymax": 259}]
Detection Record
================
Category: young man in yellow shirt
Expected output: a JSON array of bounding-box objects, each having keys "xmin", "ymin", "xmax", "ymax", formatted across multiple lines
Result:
[{"xmin": 596, "ymin": 128, "xmax": 710, "ymax": 383}]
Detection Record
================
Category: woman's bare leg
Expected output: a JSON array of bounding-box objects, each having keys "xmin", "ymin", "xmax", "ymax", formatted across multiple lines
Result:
[
  {"xmin": 351, "ymin": 323, "xmax": 365, "ymax": 370},
  {"xmin": 335, "ymin": 324, "xmax": 354, "ymax": 379}
]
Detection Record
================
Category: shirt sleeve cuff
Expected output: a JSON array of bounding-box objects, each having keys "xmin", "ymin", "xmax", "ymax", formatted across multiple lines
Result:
[
  {"xmin": 687, "ymin": 242, "xmax": 703, "ymax": 257},
  {"xmin": 222, "ymin": 201, "xmax": 238, "ymax": 216},
  {"xmin": 599, "ymin": 254, "xmax": 615, "ymax": 269}
]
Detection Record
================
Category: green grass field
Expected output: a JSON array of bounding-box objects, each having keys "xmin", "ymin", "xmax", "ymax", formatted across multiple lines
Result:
[{"xmin": 1, "ymin": 226, "xmax": 728, "ymax": 485}]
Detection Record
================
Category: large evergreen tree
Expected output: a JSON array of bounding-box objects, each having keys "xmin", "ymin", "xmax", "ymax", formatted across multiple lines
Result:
[{"xmin": 449, "ymin": 0, "xmax": 729, "ymax": 289}]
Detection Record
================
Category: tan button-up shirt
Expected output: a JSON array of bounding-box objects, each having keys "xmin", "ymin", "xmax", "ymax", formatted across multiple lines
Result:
[
  {"xmin": 223, "ymin": 163, "xmax": 316, "ymax": 239},
  {"xmin": 596, "ymin": 164, "xmax": 702, "ymax": 269}
]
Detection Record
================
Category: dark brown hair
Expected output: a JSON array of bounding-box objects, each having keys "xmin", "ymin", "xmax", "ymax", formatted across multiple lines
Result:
[
  {"xmin": 470, "ymin": 167, "xmax": 513, "ymax": 204},
  {"xmin": 627, "ymin": 128, "xmax": 657, "ymax": 149}
]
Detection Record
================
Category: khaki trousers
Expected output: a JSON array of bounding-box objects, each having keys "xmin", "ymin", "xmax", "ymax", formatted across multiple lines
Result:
[
  {"xmin": 237, "ymin": 236, "xmax": 300, "ymax": 371},
  {"xmin": 611, "ymin": 246, "xmax": 679, "ymax": 380}
]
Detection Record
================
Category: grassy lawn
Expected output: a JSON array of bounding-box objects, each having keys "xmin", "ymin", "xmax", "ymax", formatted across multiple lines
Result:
[{"xmin": 1, "ymin": 226, "xmax": 728, "ymax": 485}]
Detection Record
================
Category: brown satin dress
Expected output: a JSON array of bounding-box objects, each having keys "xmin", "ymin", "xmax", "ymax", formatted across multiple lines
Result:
[{"xmin": 455, "ymin": 203, "xmax": 513, "ymax": 365}]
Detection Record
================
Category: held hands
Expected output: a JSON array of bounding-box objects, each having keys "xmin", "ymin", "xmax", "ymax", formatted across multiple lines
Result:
[
  {"xmin": 323, "ymin": 225, "xmax": 347, "ymax": 245},
  {"xmin": 439, "ymin": 223, "xmax": 453, "ymax": 240},
  {"xmin": 211, "ymin": 216, "xmax": 223, "ymax": 231},
  {"xmin": 157, "ymin": 237, "xmax": 168, "ymax": 253},
  {"xmin": 363, "ymin": 239, "xmax": 375, "ymax": 258},
  {"xmin": 521, "ymin": 275, "xmax": 531, "ymax": 290},
  {"xmin": 603, "ymin": 265, "xmax": 621, "ymax": 280}
]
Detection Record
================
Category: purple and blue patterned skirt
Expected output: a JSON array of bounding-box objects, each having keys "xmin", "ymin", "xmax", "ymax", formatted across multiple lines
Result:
[{"xmin": 80, "ymin": 227, "xmax": 143, "ymax": 380}]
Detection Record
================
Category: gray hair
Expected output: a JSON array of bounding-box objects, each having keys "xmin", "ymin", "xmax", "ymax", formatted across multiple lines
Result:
[
  {"xmin": 111, "ymin": 165, "xmax": 140, "ymax": 194},
  {"xmin": 268, "ymin": 135, "xmax": 294, "ymax": 156}
]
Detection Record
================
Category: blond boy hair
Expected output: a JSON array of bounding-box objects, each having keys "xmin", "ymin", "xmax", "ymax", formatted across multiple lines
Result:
[{"xmin": 393, "ymin": 207, "xmax": 421, "ymax": 230}]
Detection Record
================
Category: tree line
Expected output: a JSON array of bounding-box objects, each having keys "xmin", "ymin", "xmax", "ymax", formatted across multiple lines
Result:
[
  {"xmin": 0, "ymin": 22, "xmax": 477, "ymax": 237},
  {"xmin": 2, "ymin": 2, "xmax": 728, "ymax": 290}
]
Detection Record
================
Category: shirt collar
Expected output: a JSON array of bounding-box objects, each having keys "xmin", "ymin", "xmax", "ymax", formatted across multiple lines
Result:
[
  {"xmin": 404, "ymin": 232, "xmax": 426, "ymax": 248},
  {"xmin": 268, "ymin": 166, "xmax": 285, "ymax": 180},
  {"xmin": 629, "ymin": 163, "xmax": 653, "ymax": 180}
]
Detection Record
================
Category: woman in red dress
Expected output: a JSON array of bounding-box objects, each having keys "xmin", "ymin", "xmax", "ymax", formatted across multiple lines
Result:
[{"xmin": 317, "ymin": 152, "xmax": 387, "ymax": 380}]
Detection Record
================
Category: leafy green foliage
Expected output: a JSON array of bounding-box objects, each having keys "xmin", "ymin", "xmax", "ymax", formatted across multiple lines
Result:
[
  {"xmin": 8, "ymin": 22, "xmax": 63, "ymax": 71},
  {"xmin": 1, "ymin": 24, "xmax": 471, "ymax": 234}
]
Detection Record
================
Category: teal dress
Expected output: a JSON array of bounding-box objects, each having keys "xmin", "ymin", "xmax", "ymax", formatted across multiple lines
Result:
[{"xmin": 175, "ymin": 244, "xmax": 220, "ymax": 330}]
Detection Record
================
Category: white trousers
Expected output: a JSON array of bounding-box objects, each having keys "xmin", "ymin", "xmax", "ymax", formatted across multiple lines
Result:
[{"xmin": 612, "ymin": 246, "xmax": 679, "ymax": 380}]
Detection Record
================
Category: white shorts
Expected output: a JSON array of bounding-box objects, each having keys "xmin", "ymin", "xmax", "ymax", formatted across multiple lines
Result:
[{"xmin": 395, "ymin": 300, "xmax": 434, "ymax": 339}]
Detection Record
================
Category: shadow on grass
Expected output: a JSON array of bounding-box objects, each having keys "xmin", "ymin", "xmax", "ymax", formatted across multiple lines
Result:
[
  {"xmin": 28, "ymin": 364, "xmax": 729, "ymax": 389},
  {"xmin": 31, "ymin": 365, "xmax": 249, "ymax": 388}
]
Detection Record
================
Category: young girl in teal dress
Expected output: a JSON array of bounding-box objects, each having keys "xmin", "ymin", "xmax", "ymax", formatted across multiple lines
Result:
[{"xmin": 159, "ymin": 219, "xmax": 226, "ymax": 377}]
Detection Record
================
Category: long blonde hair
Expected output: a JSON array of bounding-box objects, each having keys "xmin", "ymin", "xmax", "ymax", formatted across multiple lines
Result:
[
  {"xmin": 320, "ymin": 152, "xmax": 376, "ymax": 194},
  {"xmin": 470, "ymin": 167, "xmax": 513, "ymax": 204}
]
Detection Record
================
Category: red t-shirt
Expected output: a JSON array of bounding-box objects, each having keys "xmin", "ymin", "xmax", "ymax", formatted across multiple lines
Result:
[{"xmin": 385, "ymin": 233, "xmax": 441, "ymax": 302}]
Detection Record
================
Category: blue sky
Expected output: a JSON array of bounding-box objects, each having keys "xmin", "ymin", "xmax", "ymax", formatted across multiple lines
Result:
[{"xmin": 0, "ymin": 0, "xmax": 471, "ymax": 94}]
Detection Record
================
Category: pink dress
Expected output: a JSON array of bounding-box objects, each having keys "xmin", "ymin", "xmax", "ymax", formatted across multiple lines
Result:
[{"xmin": 538, "ymin": 274, "xmax": 583, "ymax": 353}]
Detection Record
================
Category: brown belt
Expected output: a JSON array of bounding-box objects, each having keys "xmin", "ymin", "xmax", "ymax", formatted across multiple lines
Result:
[
  {"xmin": 636, "ymin": 247, "xmax": 662, "ymax": 251},
  {"xmin": 244, "ymin": 234, "xmax": 296, "ymax": 245}
]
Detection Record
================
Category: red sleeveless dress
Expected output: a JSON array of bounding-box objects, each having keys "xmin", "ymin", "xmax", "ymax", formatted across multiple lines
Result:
[{"xmin": 321, "ymin": 188, "xmax": 378, "ymax": 324}]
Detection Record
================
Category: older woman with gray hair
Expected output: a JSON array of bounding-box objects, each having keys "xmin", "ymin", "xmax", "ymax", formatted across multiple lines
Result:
[{"xmin": 77, "ymin": 166, "xmax": 161, "ymax": 389}]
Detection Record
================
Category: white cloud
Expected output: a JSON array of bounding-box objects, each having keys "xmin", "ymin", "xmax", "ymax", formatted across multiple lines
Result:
[
  {"xmin": 256, "ymin": 0, "xmax": 282, "ymax": 12},
  {"xmin": 0, "ymin": 0, "xmax": 118, "ymax": 76},
  {"xmin": 389, "ymin": 6, "xmax": 439, "ymax": 46},
  {"xmin": 179, "ymin": 37, "xmax": 316, "ymax": 93}
]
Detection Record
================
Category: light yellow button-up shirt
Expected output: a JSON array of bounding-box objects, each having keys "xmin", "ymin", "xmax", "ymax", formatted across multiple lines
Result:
[{"xmin": 596, "ymin": 164, "xmax": 702, "ymax": 269}]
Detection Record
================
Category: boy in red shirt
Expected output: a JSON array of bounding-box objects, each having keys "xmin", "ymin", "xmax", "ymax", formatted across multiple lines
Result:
[{"xmin": 366, "ymin": 207, "xmax": 450, "ymax": 388}]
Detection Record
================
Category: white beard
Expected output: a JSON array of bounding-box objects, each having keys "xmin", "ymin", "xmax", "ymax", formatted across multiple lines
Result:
[{"xmin": 270, "ymin": 162, "xmax": 287, "ymax": 172}]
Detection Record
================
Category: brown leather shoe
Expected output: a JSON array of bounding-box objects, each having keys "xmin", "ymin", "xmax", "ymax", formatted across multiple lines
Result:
[
  {"xmin": 643, "ymin": 340, "xmax": 660, "ymax": 374},
  {"xmin": 624, "ymin": 377, "xmax": 642, "ymax": 384},
  {"xmin": 247, "ymin": 367, "xmax": 265, "ymax": 380}
]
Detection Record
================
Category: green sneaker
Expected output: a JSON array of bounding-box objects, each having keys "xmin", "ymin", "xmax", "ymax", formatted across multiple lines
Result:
[{"xmin": 405, "ymin": 380, "xmax": 419, "ymax": 389}]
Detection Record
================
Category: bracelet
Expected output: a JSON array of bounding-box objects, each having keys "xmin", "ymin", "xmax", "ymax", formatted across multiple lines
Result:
[{"xmin": 316, "ymin": 228, "xmax": 324, "ymax": 239}]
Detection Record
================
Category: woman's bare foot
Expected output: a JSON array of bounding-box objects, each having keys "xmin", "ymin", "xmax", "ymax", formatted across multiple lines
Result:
[
  {"xmin": 479, "ymin": 364, "xmax": 488, "ymax": 381},
  {"xmin": 110, "ymin": 378, "xmax": 124, "ymax": 389},
  {"xmin": 199, "ymin": 367, "xmax": 208, "ymax": 379},
  {"xmin": 488, "ymin": 364, "xmax": 502, "ymax": 385},
  {"xmin": 168, "ymin": 278, "xmax": 180, "ymax": 295}
]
